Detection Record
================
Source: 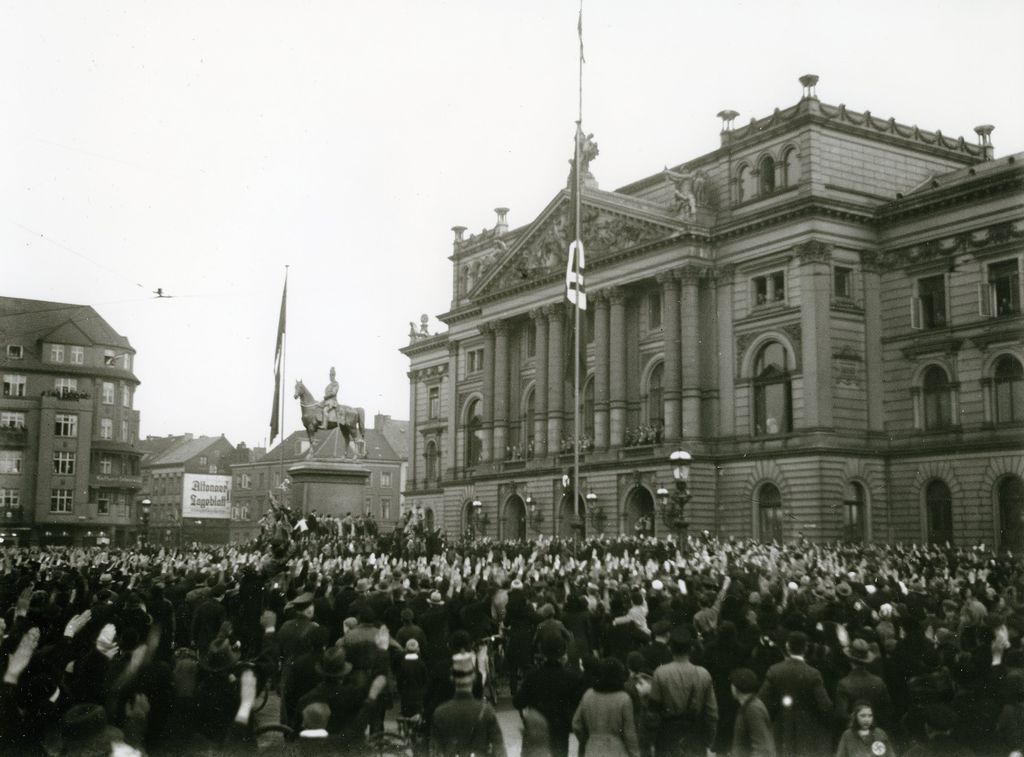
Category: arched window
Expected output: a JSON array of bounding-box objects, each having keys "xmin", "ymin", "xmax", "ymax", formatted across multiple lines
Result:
[
  {"xmin": 782, "ymin": 147, "xmax": 800, "ymax": 186},
  {"xmin": 753, "ymin": 341, "xmax": 792, "ymax": 436},
  {"xmin": 994, "ymin": 355, "xmax": 1024, "ymax": 423},
  {"xmin": 998, "ymin": 476, "xmax": 1024, "ymax": 553},
  {"xmin": 923, "ymin": 366, "xmax": 953, "ymax": 430},
  {"xmin": 424, "ymin": 440, "xmax": 438, "ymax": 483},
  {"xmin": 582, "ymin": 378, "xmax": 595, "ymax": 440},
  {"xmin": 758, "ymin": 483, "xmax": 783, "ymax": 542},
  {"xmin": 424, "ymin": 507, "xmax": 435, "ymax": 532},
  {"xmin": 926, "ymin": 480, "xmax": 953, "ymax": 544},
  {"xmin": 758, "ymin": 155, "xmax": 776, "ymax": 194},
  {"xmin": 843, "ymin": 481, "xmax": 867, "ymax": 542},
  {"xmin": 523, "ymin": 388, "xmax": 536, "ymax": 458},
  {"xmin": 647, "ymin": 362, "xmax": 664, "ymax": 430},
  {"xmin": 738, "ymin": 165, "xmax": 756, "ymax": 202},
  {"xmin": 464, "ymin": 399, "xmax": 482, "ymax": 467}
]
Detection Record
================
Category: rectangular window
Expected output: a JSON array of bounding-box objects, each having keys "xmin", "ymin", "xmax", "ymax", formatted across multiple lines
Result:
[
  {"xmin": 381, "ymin": 471, "xmax": 392, "ymax": 488},
  {"xmin": 0, "ymin": 450, "xmax": 22, "ymax": 474},
  {"xmin": 258, "ymin": 472, "xmax": 265, "ymax": 490},
  {"xmin": 199, "ymin": 455, "xmax": 208, "ymax": 466},
  {"xmin": 122, "ymin": 354, "xmax": 132, "ymax": 370},
  {"xmin": 0, "ymin": 412, "xmax": 25, "ymax": 429},
  {"xmin": 6, "ymin": 345, "xmax": 23, "ymax": 360},
  {"xmin": 3, "ymin": 375, "xmax": 26, "ymax": 397},
  {"xmin": 50, "ymin": 344, "xmax": 65, "ymax": 362},
  {"xmin": 987, "ymin": 259, "xmax": 1021, "ymax": 317},
  {"xmin": 104, "ymin": 350, "xmax": 116, "ymax": 366},
  {"xmin": 752, "ymin": 271, "xmax": 786, "ymax": 306},
  {"xmin": 69, "ymin": 346, "xmax": 84, "ymax": 364},
  {"xmin": 121, "ymin": 385, "xmax": 131, "ymax": 407},
  {"xmin": 467, "ymin": 348, "xmax": 484, "ymax": 375},
  {"xmin": 99, "ymin": 418, "xmax": 112, "ymax": 439},
  {"xmin": 102, "ymin": 382, "xmax": 115, "ymax": 404},
  {"xmin": 55, "ymin": 414, "xmax": 78, "ymax": 437},
  {"xmin": 428, "ymin": 387, "xmax": 440, "ymax": 419},
  {"xmin": 649, "ymin": 289, "xmax": 662, "ymax": 329},
  {"xmin": 97, "ymin": 492, "xmax": 109, "ymax": 515},
  {"xmin": 381, "ymin": 497, "xmax": 391, "ymax": 520},
  {"xmin": 912, "ymin": 274, "xmax": 947, "ymax": 329},
  {"xmin": 524, "ymin": 326, "xmax": 536, "ymax": 359},
  {"xmin": 121, "ymin": 420, "xmax": 129, "ymax": 442},
  {"xmin": 100, "ymin": 456, "xmax": 112, "ymax": 474},
  {"xmin": 834, "ymin": 266, "xmax": 853, "ymax": 300},
  {"xmin": 55, "ymin": 377, "xmax": 78, "ymax": 397},
  {"xmin": 53, "ymin": 451, "xmax": 75, "ymax": 475},
  {"xmin": 0, "ymin": 489, "xmax": 19, "ymax": 508},
  {"xmin": 50, "ymin": 489, "xmax": 73, "ymax": 513}
]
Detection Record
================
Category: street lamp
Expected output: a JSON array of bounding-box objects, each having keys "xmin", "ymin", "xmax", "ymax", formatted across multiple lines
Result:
[
  {"xmin": 139, "ymin": 498, "xmax": 151, "ymax": 545},
  {"xmin": 656, "ymin": 450, "xmax": 692, "ymax": 545},
  {"xmin": 525, "ymin": 494, "xmax": 545, "ymax": 531},
  {"xmin": 470, "ymin": 499, "xmax": 488, "ymax": 535},
  {"xmin": 585, "ymin": 491, "xmax": 605, "ymax": 530}
]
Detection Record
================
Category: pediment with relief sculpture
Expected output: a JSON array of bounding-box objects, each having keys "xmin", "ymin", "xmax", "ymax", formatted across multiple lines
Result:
[{"xmin": 472, "ymin": 190, "xmax": 687, "ymax": 300}]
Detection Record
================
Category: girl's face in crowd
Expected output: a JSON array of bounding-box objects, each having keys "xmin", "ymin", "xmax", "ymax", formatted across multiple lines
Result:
[{"xmin": 856, "ymin": 707, "xmax": 873, "ymax": 730}]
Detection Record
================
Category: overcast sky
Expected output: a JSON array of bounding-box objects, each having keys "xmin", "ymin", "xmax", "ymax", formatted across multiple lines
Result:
[{"xmin": 3, "ymin": 0, "xmax": 1022, "ymax": 449}]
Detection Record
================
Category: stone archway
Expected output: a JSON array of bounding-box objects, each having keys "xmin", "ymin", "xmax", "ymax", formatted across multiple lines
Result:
[
  {"xmin": 624, "ymin": 486, "xmax": 656, "ymax": 537},
  {"xmin": 558, "ymin": 494, "xmax": 586, "ymax": 539},
  {"xmin": 424, "ymin": 508, "xmax": 435, "ymax": 532},
  {"xmin": 503, "ymin": 495, "xmax": 527, "ymax": 541},
  {"xmin": 998, "ymin": 476, "xmax": 1024, "ymax": 553}
]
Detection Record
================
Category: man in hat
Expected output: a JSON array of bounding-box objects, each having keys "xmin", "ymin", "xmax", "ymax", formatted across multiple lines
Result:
[
  {"xmin": 513, "ymin": 632, "xmax": 584, "ymax": 757},
  {"xmin": 431, "ymin": 652, "xmax": 507, "ymax": 757},
  {"xmin": 758, "ymin": 630, "xmax": 832, "ymax": 757},
  {"xmin": 277, "ymin": 592, "xmax": 323, "ymax": 726},
  {"xmin": 730, "ymin": 668, "xmax": 775, "ymax": 757},
  {"xmin": 297, "ymin": 644, "xmax": 386, "ymax": 746},
  {"xmin": 648, "ymin": 626, "xmax": 718, "ymax": 757},
  {"xmin": 641, "ymin": 619, "xmax": 675, "ymax": 673},
  {"xmin": 834, "ymin": 637, "xmax": 892, "ymax": 731},
  {"xmin": 419, "ymin": 590, "xmax": 451, "ymax": 672},
  {"xmin": 191, "ymin": 582, "xmax": 227, "ymax": 656},
  {"xmin": 194, "ymin": 634, "xmax": 243, "ymax": 744}
]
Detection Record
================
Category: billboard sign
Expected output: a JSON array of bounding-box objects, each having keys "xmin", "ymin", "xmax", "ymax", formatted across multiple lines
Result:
[{"xmin": 182, "ymin": 474, "xmax": 232, "ymax": 519}]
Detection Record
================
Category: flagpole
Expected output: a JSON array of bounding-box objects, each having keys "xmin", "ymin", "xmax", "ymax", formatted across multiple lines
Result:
[
  {"xmin": 573, "ymin": 0, "xmax": 584, "ymax": 524},
  {"xmin": 279, "ymin": 265, "xmax": 288, "ymax": 504}
]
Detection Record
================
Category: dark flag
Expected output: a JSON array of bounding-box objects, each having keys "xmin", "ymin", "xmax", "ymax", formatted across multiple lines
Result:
[{"xmin": 269, "ymin": 274, "xmax": 287, "ymax": 443}]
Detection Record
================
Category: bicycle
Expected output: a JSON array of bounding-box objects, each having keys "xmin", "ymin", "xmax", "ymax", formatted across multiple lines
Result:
[{"xmin": 475, "ymin": 633, "xmax": 506, "ymax": 705}]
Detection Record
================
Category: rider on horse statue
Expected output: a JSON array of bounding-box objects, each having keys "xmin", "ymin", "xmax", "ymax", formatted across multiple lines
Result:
[{"xmin": 323, "ymin": 367, "xmax": 339, "ymax": 426}]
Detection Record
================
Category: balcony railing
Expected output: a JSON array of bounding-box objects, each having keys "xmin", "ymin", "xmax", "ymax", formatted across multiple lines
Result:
[{"xmin": 0, "ymin": 426, "xmax": 28, "ymax": 446}]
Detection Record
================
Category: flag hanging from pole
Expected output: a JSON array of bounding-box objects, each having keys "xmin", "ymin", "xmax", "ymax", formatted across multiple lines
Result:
[
  {"xmin": 564, "ymin": 125, "xmax": 588, "ymax": 385},
  {"xmin": 269, "ymin": 274, "xmax": 287, "ymax": 443}
]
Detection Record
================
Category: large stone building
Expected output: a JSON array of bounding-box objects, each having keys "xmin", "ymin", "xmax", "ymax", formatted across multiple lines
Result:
[
  {"xmin": 0, "ymin": 297, "xmax": 142, "ymax": 546},
  {"xmin": 401, "ymin": 77, "xmax": 1024, "ymax": 550}
]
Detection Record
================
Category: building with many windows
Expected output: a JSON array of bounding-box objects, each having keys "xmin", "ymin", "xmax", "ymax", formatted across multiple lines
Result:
[
  {"xmin": 401, "ymin": 77, "xmax": 1024, "ymax": 550},
  {"xmin": 230, "ymin": 413, "xmax": 408, "ymax": 533},
  {"xmin": 0, "ymin": 297, "xmax": 142, "ymax": 545}
]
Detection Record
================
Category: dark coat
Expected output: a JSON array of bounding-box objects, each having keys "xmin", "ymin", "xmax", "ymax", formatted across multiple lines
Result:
[
  {"xmin": 514, "ymin": 660, "xmax": 586, "ymax": 757},
  {"xmin": 758, "ymin": 657, "xmax": 832, "ymax": 757}
]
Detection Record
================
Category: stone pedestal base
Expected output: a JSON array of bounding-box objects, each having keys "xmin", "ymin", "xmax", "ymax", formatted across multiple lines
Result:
[{"xmin": 287, "ymin": 460, "xmax": 371, "ymax": 517}]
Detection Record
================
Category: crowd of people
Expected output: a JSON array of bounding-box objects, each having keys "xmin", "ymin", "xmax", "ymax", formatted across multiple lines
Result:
[{"xmin": 0, "ymin": 514, "xmax": 1021, "ymax": 756}]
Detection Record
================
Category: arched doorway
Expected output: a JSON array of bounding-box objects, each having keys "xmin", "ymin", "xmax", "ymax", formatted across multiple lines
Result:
[
  {"xmin": 558, "ymin": 494, "xmax": 586, "ymax": 539},
  {"xmin": 925, "ymin": 480, "xmax": 954, "ymax": 545},
  {"xmin": 423, "ymin": 508, "xmax": 435, "ymax": 532},
  {"xmin": 461, "ymin": 499, "xmax": 477, "ymax": 538},
  {"xmin": 757, "ymin": 483, "xmax": 783, "ymax": 543},
  {"xmin": 998, "ymin": 476, "xmax": 1024, "ymax": 553},
  {"xmin": 624, "ymin": 486, "xmax": 655, "ymax": 537},
  {"xmin": 503, "ymin": 495, "xmax": 527, "ymax": 541}
]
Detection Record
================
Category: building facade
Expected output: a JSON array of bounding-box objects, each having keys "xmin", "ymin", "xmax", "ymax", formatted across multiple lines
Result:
[
  {"xmin": 0, "ymin": 297, "xmax": 142, "ymax": 546},
  {"xmin": 401, "ymin": 77, "xmax": 1024, "ymax": 550},
  {"xmin": 139, "ymin": 434, "xmax": 239, "ymax": 545}
]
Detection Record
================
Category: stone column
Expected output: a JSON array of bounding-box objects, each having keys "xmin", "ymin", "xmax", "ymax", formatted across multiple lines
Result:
[
  {"xmin": 861, "ymin": 250, "xmax": 884, "ymax": 432},
  {"xmin": 679, "ymin": 265, "xmax": 702, "ymax": 438},
  {"xmin": 657, "ymin": 272, "xmax": 681, "ymax": 441},
  {"xmin": 546, "ymin": 305, "xmax": 564, "ymax": 453},
  {"xmin": 480, "ymin": 323, "xmax": 495, "ymax": 462},
  {"xmin": 492, "ymin": 321, "xmax": 510, "ymax": 460},
  {"xmin": 608, "ymin": 288, "xmax": 627, "ymax": 448},
  {"xmin": 446, "ymin": 342, "xmax": 458, "ymax": 476},
  {"xmin": 592, "ymin": 292, "xmax": 610, "ymax": 451},
  {"xmin": 797, "ymin": 241, "xmax": 834, "ymax": 428},
  {"xmin": 530, "ymin": 309, "xmax": 549, "ymax": 457},
  {"xmin": 407, "ymin": 369, "xmax": 418, "ymax": 484},
  {"xmin": 715, "ymin": 266, "xmax": 736, "ymax": 437}
]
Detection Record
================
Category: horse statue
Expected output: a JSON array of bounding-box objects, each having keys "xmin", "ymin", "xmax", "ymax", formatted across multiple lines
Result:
[{"xmin": 293, "ymin": 379, "xmax": 365, "ymax": 458}]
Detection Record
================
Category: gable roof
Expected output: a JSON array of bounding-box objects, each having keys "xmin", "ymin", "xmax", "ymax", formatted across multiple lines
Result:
[
  {"xmin": 0, "ymin": 297, "xmax": 133, "ymax": 351},
  {"xmin": 146, "ymin": 435, "xmax": 230, "ymax": 466}
]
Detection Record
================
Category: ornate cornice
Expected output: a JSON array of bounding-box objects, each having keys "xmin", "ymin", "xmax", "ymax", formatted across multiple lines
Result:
[
  {"xmin": 859, "ymin": 249, "xmax": 882, "ymax": 274},
  {"xmin": 715, "ymin": 264, "xmax": 737, "ymax": 286},
  {"xmin": 877, "ymin": 220, "xmax": 1024, "ymax": 272}
]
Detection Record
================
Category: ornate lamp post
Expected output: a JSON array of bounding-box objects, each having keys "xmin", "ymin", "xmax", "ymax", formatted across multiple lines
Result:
[
  {"xmin": 139, "ymin": 498, "xmax": 151, "ymax": 545},
  {"xmin": 656, "ymin": 450, "xmax": 692, "ymax": 546},
  {"xmin": 470, "ymin": 499, "xmax": 488, "ymax": 536},
  {"xmin": 525, "ymin": 495, "xmax": 545, "ymax": 532},
  {"xmin": 585, "ymin": 491, "xmax": 605, "ymax": 531}
]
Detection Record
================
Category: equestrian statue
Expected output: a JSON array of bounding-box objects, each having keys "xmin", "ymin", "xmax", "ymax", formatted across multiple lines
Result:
[{"xmin": 294, "ymin": 367, "xmax": 365, "ymax": 458}]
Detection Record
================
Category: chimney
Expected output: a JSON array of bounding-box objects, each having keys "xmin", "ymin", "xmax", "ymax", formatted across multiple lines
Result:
[
  {"xmin": 799, "ymin": 74, "xmax": 819, "ymax": 99},
  {"xmin": 451, "ymin": 225, "xmax": 467, "ymax": 247},
  {"xmin": 494, "ymin": 207, "xmax": 509, "ymax": 235},
  {"xmin": 716, "ymin": 109, "xmax": 739, "ymax": 133},
  {"xmin": 374, "ymin": 413, "xmax": 391, "ymax": 431},
  {"xmin": 974, "ymin": 125, "xmax": 995, "ymax": 161}
]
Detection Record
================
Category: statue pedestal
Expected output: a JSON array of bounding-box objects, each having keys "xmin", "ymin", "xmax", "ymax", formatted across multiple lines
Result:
[{"xmin": 287, "ymin": 459, "xmax": 370, "ymax": 518}]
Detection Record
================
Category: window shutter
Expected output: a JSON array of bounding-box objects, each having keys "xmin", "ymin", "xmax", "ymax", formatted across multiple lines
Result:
[
  {"xmin": 910, "ymin": 296, "xmax": 922, "ymax": 329},
  {"xmin": 978, "ymin": 282, "xmax": 992, "ymax": 317}
]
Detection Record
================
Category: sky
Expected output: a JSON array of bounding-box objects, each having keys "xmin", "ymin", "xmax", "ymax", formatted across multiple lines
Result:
[{"xmin": 3, "ymin": 0, "xmax": 1022, "ymax": 449}]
